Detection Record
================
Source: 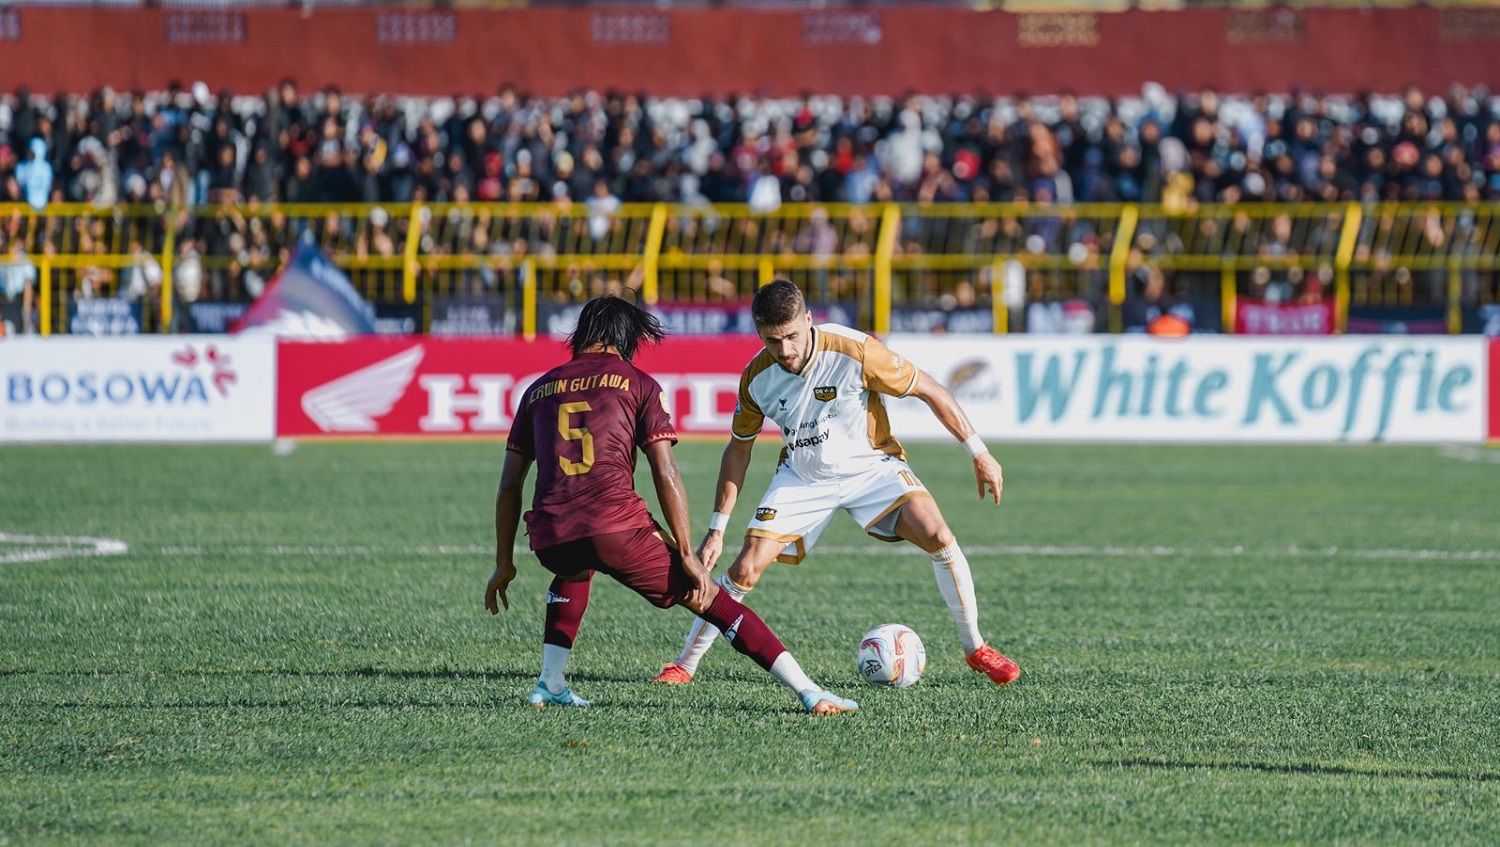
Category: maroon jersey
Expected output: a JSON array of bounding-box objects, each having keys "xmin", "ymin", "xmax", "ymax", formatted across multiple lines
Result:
[{"xmin": 506, "ymin": 352, "xmax": 678, "ymax": 550}]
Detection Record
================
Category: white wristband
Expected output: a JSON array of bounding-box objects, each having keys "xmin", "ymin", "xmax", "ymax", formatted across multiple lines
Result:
[
  {"xmin": 708, "ymin": 511, "xmax": 730, "ymax": 532},
  {"xmin": 962, "ymin": 434, "xmax": 989, "ymax": 459}
]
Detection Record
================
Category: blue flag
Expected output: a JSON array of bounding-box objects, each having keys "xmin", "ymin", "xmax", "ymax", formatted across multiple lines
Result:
[{"xmin": 235, "ymin": 242, "xmax": 376, "ymax": 338}]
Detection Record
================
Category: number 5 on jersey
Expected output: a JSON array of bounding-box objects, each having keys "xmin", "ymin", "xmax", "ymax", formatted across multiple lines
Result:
[{"xmin": 558, "ymin": 401, "xmax": 594, "ymax": 476}]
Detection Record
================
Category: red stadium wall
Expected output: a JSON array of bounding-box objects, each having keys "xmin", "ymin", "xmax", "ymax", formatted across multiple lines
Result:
[{"xmin": 1, "ymin": 7, "xmax": 1497, "ymax": 97}]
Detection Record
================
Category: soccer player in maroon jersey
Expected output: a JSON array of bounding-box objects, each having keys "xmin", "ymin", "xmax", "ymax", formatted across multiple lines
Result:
[{"xmin": 484, "ymin": 296, "xmax": 858, "ymax": 714}]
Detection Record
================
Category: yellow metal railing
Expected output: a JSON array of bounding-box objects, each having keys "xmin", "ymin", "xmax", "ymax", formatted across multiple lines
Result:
[{"xmin": 6, "ymin": 201, "xmax": 1499, "ymax": 336}]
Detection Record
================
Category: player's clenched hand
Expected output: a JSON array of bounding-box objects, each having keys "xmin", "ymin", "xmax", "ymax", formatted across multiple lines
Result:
[
  {"xmin": 485, "ymin": 559, "xmax": 518, "ymax": 614},
  {"xmin": 697, "ymin": 530, "xmax": 725, "ymax": 571},
  {"xmin": 974, "ymin": 454, "xmax": 1003, "ymax": 504},
  {"xmin": 680, "ymin": 551, "xmax": 714, "ymax": 609}
]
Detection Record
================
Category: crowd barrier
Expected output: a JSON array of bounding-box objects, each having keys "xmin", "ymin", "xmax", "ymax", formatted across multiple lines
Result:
[
  {"xmin": 5, "ymin": 202, "xmax": 1500, "ymax": 338},
  {"xmin": 4, "ymin": 335, "xmax": 1497, "ymax": 444}
]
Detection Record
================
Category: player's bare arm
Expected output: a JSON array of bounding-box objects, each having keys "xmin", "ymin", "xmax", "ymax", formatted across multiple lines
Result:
[
  {"xmin": 644, "ymin": 439, "xmax": 714, "ymax": 609},
  {"xmin": 909, "ymin": 370, "xmax": 1002, "ymax": 504},
  {"xmin": 486, "ymin": 450, "xmax": 531, "ymax": 614},
  {"xmin": 699, "ymin": 436, "xmax": 755, "ymax": 569}
]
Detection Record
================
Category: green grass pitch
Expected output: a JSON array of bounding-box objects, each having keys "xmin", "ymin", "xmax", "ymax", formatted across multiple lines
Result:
[{"xmin": 1, "ymin": 441, "xmax": 1498, "ymax": 844}]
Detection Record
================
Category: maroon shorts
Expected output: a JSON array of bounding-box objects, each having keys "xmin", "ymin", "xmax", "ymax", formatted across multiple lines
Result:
[{"xmin": 534, "ymin": 524, "xmax": 693, "ymax": 609}]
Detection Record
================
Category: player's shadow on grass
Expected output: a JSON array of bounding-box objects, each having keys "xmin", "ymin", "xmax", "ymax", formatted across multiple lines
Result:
[
  {"xmin": 1098, "ymin": 757, "xmax": 1498, "ymax": 784},
  {"xmin": 3, "ymin": 668, "xmax": 800, "ymax": 715}
]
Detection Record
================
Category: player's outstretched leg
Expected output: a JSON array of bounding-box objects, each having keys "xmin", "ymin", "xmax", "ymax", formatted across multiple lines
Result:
[
  {"xmin": 529, "ymin": 573, "xmax": 594, "ymax": 708},
  {"xmin": 689, "ymin": 584, "xmax": 856, "ymax": 715},
  {"xmin": 896, "ymin": 500, "xmax": 1020, "ymax": 686},
  {"xmin": 656, "ymin": 536, "xmax": 779, "ymax": 683},
  {"xmin": 656, "ymin": 573, "xmax": 749, "ymax": 683}
]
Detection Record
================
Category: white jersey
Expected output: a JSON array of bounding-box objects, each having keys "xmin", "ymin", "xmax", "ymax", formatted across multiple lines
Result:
[{"xmin": 731, "ymin": 323, "xmax": 920, "ymax": 480}]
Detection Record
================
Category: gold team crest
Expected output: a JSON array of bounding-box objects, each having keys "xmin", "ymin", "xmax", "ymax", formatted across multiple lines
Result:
[
  {"xmin": 813, "ymin": 385, "xmax": 838, "ymax": 402},
  {"xmin": 755, "ymin": 507, "xmax": 778, "ymax": 521}
]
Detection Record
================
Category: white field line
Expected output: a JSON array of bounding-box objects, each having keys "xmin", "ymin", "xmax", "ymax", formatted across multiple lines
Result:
[
  {"xmin": 1437, "ymin": 445, "xmax": 1500, "ymax": 465},
  {"xmin": 146, "ymin": 542, "xmax": 1500, "ymax": 563},
  {"xmin": 0, "ymin": 532, "xmax": 129, "ymax": 565}
]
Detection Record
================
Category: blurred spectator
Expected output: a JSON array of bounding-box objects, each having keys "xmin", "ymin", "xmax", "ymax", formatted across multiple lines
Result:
[
  {"xmin": 15, "ymin": 138, "xmax": 51, "ymax": 209},
  {"xmin": 585, "ymin": 178, "xmax": 620, "ymax": 240},
  {"xmin": 1, "ymin": 83, "xmax": 1496, "ymax": 211},
  {"xmin": 1, "ymin": 239, "xmax": 36, "ymax": 332},
  {"xmin": 1122, "ymin": 265, "xmax": 1168, "ymax": 333}
]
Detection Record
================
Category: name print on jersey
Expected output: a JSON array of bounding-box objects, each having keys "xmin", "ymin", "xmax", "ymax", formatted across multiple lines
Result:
[{"xmin": 530, "ymin": 372, "xmax": 632, "ymax": 402}]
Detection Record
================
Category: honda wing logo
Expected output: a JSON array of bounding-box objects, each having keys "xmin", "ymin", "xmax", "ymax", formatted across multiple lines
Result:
[{"xmin": 301, "ymin": 346, "xmax": 425, "ymax": 432}]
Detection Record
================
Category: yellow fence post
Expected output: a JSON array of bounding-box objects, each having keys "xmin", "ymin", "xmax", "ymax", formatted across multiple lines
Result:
[
  {"xmin": 873, "ymin": 203, "xmax": 900, "ymax": 335},
  {"xmin": 1108, "ymin": 204, "xmax": 1139, "ymax": 334},
  {"xmin": 1221, "ymin": 266, "xmax": 1237, "ymax": 334},
  {"xmin": 522, "ymin": 261, "xmax": 537, "ymax": 340},
  {"xmin": 1447, "ymin": 259, "xmax": 1462, "ymax": 335},
  {"xmin": 1334, "ymin": 202, "xmax": 1362, "ymax": 335},
  {"xmin": 991, "ymin": 259, "xmax": 1008, "ymax": 334},
  {"xmin": 642, "ymin": 203, "xmax": 668, "ymax": 306},
  {"xmin": 38, "ymin": 256, "xmax": 52, "ymax": 336},
  {"xmin": 160, "ymin": 212, "xmax": 177, "ymax": 333},
  {"xmin": 757, "ymin": 258, "xmax": 775, "ymax": 287},
  {"xmin": 403, "ymin": 203, "xmax": 423, "ymax": 305}
]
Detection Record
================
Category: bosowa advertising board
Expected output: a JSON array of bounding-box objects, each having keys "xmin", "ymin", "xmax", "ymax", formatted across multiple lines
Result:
[
  {"xmin": 883, "ymin": 335, "xmax": 1489, "ymax": 443},
  {"xmin": 0, "ymin": 337, "xmax": 275, "ymax": 442}
]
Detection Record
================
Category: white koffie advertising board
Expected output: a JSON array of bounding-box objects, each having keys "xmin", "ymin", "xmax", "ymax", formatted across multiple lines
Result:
[
  {"xmin": 882, "ymin": 336, "xmax": 1486, "ymax": 443},
  {"xmin": 0, "ymin": 337, "xmax": 275, "ymax": 442}
]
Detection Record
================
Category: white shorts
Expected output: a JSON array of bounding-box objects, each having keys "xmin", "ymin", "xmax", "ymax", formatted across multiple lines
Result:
[{"xmin": 745, "ymin": 456, "xmax": 932, "ymax": 564}]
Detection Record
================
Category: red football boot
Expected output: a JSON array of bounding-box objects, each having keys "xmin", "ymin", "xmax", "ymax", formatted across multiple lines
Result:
[
  {"xmin": 965, "ymin": 645, "xmax": 1021, "ymax": 685},
  {"xmin": 652, "ymin": 663, "xmax": 694, "ymax": 685}
]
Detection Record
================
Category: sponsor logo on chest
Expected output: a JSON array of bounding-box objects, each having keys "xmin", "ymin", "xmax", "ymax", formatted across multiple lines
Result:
[
  {"xmin": 754, "ymin": 507, "xmax": 778, "ymax": 521},
  {"xmin": 813, "ymin": 385, "xmax": 838, "ymax": 402}
]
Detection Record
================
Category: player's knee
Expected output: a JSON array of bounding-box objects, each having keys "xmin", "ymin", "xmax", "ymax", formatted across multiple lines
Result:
[
  {"xmin": 924, "ymin": 523, "xmax": 957, "ymax": 553},
  {"xmin": 728, "ymin": 560, "xmax": 765, "ymax": 589},
  {"xmin": 681, "ymin": 582, "xmax": 718, "ymax": 615}
]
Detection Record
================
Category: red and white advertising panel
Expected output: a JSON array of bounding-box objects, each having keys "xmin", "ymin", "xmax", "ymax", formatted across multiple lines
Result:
[
  {"xmin": 275, "ymin": 337, "xmax": 771, "ymax": 437},
  {"xmin": 1489, "ymin": 339, "xmax": 1499, "ymax": 442},
  {"xmin": 1234, "ymin": 302, "xmax": 1335, "ymax": 336}
]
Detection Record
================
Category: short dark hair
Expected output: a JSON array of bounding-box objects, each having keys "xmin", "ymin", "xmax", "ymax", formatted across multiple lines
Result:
[
  {"xmin": 567, "ymin": 295, "xmax": 665, "ymax": 362},
  {"xmin": 751, "ymin": 279, "xmax": 806, "ymax": 327}
]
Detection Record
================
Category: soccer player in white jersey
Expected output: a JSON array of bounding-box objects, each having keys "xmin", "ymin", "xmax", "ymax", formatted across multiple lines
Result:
[{"xmin": 653, "ymin": 280, "xmax": 1020, "ymax": 686}]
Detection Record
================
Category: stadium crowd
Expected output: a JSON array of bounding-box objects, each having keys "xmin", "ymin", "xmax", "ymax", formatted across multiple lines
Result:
[{"xmin": 1, "ymin": 80, "xmax": 1498, "ymax": 211}]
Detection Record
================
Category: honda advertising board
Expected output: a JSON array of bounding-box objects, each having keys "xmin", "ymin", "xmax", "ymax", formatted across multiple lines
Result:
[
  {"xmin": 882, "ymin": 335, "xmax": 1488, "ymax": 443},
  {"xmin": 0, "ymin": 337, "xmax": 275, "ymax": 442},
  {"xmin": 275, "ymin": 337, "xmax": 772, "ymax": 437},
  {"xmin": 1490, "ymin": 339, "xmax": 1499, "ymax": 442}
]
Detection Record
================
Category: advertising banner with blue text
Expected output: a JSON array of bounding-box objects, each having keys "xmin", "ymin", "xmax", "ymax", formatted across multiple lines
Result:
[
  {"xmin": 883, "ymin": 336, "xmax": 1487, "ymax": 443},
  {"xmin": 0, "ymin": 337, "xmax": 276, "ymax": 442}
]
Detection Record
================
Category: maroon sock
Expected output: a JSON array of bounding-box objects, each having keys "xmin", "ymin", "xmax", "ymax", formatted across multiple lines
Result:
[
  {"xmin": 543, "ymin": 573, "xmax": 593, "ymax": 649},
  {"xmin": 700, "ymin": 589, "xmax": 787, "ymax": 671}
]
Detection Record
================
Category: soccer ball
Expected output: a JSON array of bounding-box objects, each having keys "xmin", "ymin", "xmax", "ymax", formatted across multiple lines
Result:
[{"xmin": 857, "ymin": 624, "xmax": 926, "ymax": 688}]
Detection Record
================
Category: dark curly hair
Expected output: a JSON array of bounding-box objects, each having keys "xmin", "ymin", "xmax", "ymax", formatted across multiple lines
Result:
[{"xmin": 567, "ymin": 295, "xmax": 666, "ymax": 362}]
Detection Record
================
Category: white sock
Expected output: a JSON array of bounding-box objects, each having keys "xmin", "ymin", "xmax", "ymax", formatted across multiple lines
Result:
[
  {"xmin": 931, "ymin": 544, "xmax": 984, "ymax": 653},
  {"xmin": 769, "ymin": 652, "xmax": 818, "ymax": 695},
  {"xmin": 540, "ymin": 643, "xmax": 571, "ymax": 694},
  {"xmin": 675, "ymin": 574, "xmax": 749, "ymax": 674}
]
